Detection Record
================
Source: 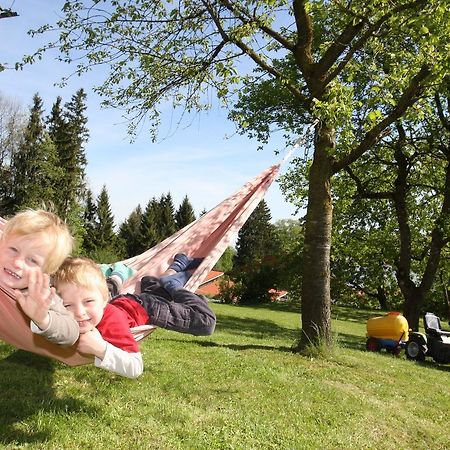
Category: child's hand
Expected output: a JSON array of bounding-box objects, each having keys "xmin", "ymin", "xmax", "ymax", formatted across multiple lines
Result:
[
  {"xmin": 77, "ymin": 328, "xmax": 107, "ymax": 359},
  {"xmin": 15, "ymin": 267, "xmax": 53, "ymax": 330}
]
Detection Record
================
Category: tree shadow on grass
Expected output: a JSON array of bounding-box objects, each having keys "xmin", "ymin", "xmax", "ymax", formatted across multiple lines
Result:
[
  {"xmin": 157, "ymin": 314, "xmax": 299, "ymax": 353},
  {"xmin": 160, "ymin": 337, "xmax": 295, "ymax": 353},
  {"xmin": 0, "ymin": 349, "xmax": 96, "ymax": 446},
  {"xmin": 332, "ymin": 306, "xmax": 383, "ymax": 324},
  {"xmin": 195, "ymin": 339, "xmax": 295, "ymax": 353},
  {"xmin": 215, "ymin": 315, "xmax": 298, "ymax": 342},
  {"xmin": 335, "ymin": 332, "xmax": 366, "ymax": 351}
]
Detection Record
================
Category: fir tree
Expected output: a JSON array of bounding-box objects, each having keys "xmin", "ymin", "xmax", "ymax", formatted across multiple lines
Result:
[
  {"xmin": 175, "ymin": 195, "xmax": 196, "ymax": 230},
  {"xmin": 158, "ymin": 192, "xmax": 176, "ymax": 240},
  {"xmin": 234, "ymin": 200, "xmax": 278, "ymax": 269},
  {"xmin": 82, "ymin": 188, "xmax": 98, "ymax": 254},
  {"xmin": 47, "ymin": 96, "xmax": 70, "ymax": 214},
  {"xmin": 141, "ymin": 198, "xmax": 159, "ymax": 249},
  {"xmin": 234, "ymin": 200, "xmax": 280, "ymax": 304},
  {"xmin": 11, "ymin": 93, "xmax": 61, "ymax": 211},
  {"xmin": 118, "ymin": 205, "xmax": 144, "ymax": 258},
  {"xmin": 95, "ymin": 185, "xmax": 116, "ymax": 250},
  {"xmin": 48, "ymin": 90, "xmax": 88, "ymax": 223}
]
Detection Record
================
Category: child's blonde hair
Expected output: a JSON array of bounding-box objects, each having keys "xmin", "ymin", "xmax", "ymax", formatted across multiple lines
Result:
[
  {"xmin": 1, "ymin": 209, "xmax": 73, "ymax": 274},
  {"xmin": 53, "ymin": 257, "xmax": 109, "ymax": 303}
]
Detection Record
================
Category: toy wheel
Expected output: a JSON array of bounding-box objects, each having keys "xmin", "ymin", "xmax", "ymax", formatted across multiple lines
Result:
[
  {"xmin": 366, "ymin": 338, "xmax": 380, "ymax": 352},
  {"xmin": 405, "ymin": 338, "xmax": 425, "ymax": 361}
]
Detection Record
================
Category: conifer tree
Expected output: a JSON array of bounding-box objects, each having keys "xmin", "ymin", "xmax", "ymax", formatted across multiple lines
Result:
[
  {"xmin": 47, "ymin": 96, "xmax": 70, "ymax": 214},
  {"xmin": 158, "ymin": 193, "xmax": 176, "ymax": 240},
  {"xmin": 141, "ymin": 198, "xmax": 159, "ymax": 249},
  {"xmin": 82, "ymin": 188, "xmax": 98, "ymax": 254},
  {"xmin": 95, "ymin": 185, "xmax": 116, "ymax": 250},
  {"xmin": 11, "ymin": 93, "xmax": 61, "ymax": 211},
  {"xmin": 234, "ymin": 200, "xmax": 278, "ymax": 269},
  {"xmin": 118, "ymin": 205, "xmax": 144, "ymax": 258},
  {"xmin": 234, "ymin": 200, "xmax": 279, "ymax": 304},
  {"xmin": 175, "ymin": 195, "xmax": 196, "ymax": 230},
  {"xmin": 49, "ymin": 89, "xmax": 88, "ymax": 223}
]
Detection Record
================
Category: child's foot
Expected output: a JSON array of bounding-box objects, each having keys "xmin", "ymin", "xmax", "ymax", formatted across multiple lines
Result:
[{"xmin": 169, "ymin": 253, "xmax": 203, "ymax": 272}]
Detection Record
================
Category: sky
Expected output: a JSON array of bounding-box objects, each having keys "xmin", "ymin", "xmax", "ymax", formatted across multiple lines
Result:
[{"xmin": 0, "ymin": 1, "xmax": 300, "ymax": 227}]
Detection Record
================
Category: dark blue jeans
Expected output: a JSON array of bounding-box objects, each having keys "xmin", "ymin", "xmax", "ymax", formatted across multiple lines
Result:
[
  {"xmin": 160, "ymin": 271, "xmax": 192, "ymax": 295},
  {"xmin": 134, "ymin": 278, "xmax": 216, "ymax": 336}
]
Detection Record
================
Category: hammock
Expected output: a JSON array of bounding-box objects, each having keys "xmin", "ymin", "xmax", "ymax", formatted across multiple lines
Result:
[{"xmin": 0, "ymin": 163, "xmax": 281, "ymax": 366}]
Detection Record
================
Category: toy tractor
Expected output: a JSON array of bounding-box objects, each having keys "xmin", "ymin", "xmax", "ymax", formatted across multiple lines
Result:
[
  {"xmin": 405, "ymin": 312, "xmax": 450, "ymax": 364},
  {"xmin": 366, "ymin": 312, "xmax": 409, "ymax": 355}
]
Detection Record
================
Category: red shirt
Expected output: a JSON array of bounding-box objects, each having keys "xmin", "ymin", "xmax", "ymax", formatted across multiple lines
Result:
[{"xmin": 96, "ymin": 296, "xmax": 150, "ymax": 353}]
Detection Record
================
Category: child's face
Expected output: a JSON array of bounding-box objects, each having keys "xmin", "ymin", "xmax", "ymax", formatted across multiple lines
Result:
[
  {"xmin": 0, "ymin": 233, "xmax": 51, "ymax": 290},
  {"xmin": 58, "ymin": 282, "xmax": 107, "ymax": 334}
]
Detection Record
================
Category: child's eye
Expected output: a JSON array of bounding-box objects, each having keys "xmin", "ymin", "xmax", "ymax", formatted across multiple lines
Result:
[{"xmin": 8, "ymin": 246, "xmax": 18, "ymax": 254}]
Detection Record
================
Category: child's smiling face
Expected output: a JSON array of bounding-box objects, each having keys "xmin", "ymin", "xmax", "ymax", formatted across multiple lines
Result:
[
  {"xmin": 58, "ymin": 282, "xmax": 107, "ymax": 334},
  {"xmin": 0, "ymin": 233, "xmax": 51, "ymax": 290}
]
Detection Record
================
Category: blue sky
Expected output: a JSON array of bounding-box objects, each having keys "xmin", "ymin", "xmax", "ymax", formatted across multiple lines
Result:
[{"xmin": 0, "ymin": 1, "xmax": 299, "ymax": 226}]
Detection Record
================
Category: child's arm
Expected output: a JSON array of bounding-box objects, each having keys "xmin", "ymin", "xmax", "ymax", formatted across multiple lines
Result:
[
  {"xmin": 78, "ymin": 328, "xmax": 144, "ymax": 379},
  {"xmin": 15, "ymin": 268, "xmax": 79, "ymax": 346}
]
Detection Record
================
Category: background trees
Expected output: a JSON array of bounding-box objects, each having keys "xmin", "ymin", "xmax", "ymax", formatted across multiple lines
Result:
[
  {"xmin": 233, "ymin": 199, "xmax": 280, "ymax": 304},
  {"xmin": 27, "ymin": 0, "xmax": 450, "ymax": 348}
]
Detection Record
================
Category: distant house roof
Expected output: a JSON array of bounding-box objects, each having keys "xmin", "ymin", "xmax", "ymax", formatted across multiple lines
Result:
[
  {"xmin": 196, "ymin": 272, "xmax": 289, "ymax": 301},
  {"xmin": 196, "ymin": 270, "xmax": 225, "ymax": 297}
]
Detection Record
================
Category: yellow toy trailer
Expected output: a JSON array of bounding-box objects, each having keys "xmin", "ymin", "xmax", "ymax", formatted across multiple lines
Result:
[{"xmin": 366, "ymin": 312, "xmax": 409, "ymax": 355}]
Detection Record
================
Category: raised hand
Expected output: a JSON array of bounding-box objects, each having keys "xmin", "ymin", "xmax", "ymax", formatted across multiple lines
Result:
[{"xmin": 15, "ymin": 267, "xmax": 53, "ymax": 330}]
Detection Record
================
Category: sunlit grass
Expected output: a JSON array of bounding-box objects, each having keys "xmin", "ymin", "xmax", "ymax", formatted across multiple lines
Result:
[{"xmin": 0, "ymin": 303, "xmax": 449, "ymax": 449}]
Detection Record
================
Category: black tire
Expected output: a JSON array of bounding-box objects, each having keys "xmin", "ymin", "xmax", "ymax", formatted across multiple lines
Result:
[
  {"xmin": 405, "ymin": 337, "xmax": 426, "ymax": 361},
  {"xmin": 366, "ymin": 337, "xmax": 381, "ymax": 352}
]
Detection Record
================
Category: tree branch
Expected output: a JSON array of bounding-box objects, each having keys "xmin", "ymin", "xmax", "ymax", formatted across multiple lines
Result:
[
  {"xmin": 345, "ymin": 166, "xmax": 393, "ymax": 200},
  {"xmin": 0, "ymin": 7, "xmax": 18, "ymax": 19},
  {"xmin": 320, "ymin": 0, "xmax": 427, "ymax": 88},
  {"xmin": 333, "ymin": 65, "xmax": 432, "ymax": 173},
  {"xmin": 218, "ymin": 0, "xmax": 295, "ymax": 51},
  {"xmin": 202, "ymin": 0, "xmax": 309, "ymax": 105},
  {"xmin": 292, "ymin": 0, "xmax": 315, "ymax": 85}
]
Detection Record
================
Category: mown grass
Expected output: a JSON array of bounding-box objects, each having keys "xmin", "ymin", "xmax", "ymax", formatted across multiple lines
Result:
[{"xmin": 0, "ymin": 303, "xmax": 449, "ymax": 449}]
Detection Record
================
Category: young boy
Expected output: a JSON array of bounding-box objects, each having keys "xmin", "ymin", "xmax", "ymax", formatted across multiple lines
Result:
[
  {"xmin": 0, "ymin": 208, "xmax": 79, "ymax": 346},
  {"xmin": 54, "ymin": 255, "xmax": 216, "ymax": 378}
]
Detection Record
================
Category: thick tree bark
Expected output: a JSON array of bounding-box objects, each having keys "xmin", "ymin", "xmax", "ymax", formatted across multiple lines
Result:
[
  {"xmin": 298, "ymin": 124, "xmax": 334, "ymax": 349},
  {"xmin": 396, "ymin": 138, "xmax": 450, "ymax": 330},
  {"xmin": 375, "ymin": 286, "xmax": 388, "ymax": 310},
  {"xmin": 402, "ymin": 285, "xmax": 424, "ymax": 331}
]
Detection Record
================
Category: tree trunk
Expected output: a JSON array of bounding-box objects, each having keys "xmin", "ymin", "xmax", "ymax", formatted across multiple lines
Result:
[
  {"xmin": 298, "ymin": 124, "xmax": 334, "ymax": 349},
  {"xmin": 402, "ymin": 284, "xmax": 424, "ymax": 331},
  {"xmin": 376, "ymin": 286, "xmax": 388, "ymax": 310}
]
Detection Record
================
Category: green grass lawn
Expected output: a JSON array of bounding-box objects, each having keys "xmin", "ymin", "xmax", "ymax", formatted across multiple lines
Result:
[{"xmin": 0, "ymin": 303, "xmax": 449, "ymax": 449}]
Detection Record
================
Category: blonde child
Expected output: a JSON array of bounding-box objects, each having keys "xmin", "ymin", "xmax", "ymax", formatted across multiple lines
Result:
[
  {"xmin": 0, "ymin": 209, "xmax": 79, "ymax": 346},
  {"xmin": 54, "ymin": 256, "xmax": 216, "ymax": 378}
]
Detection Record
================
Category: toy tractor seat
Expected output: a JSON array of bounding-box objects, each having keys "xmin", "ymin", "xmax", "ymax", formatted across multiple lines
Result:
[
  {"xmin": 406, "ymin": 312, "xmax": 450, "ymax": 363},
  {"xmin": 424, "ymin": 312, "xmax": 450, "ymax": 340}
]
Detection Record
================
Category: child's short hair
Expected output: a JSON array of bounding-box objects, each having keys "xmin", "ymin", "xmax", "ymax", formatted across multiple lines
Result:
[
  {"xmin": 1, "ymin": 209, "xmax": 73, "ymax": 274},
  {"xmin": 53, "ymin": 257, "xmax": 109, "ymax": 303}
]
